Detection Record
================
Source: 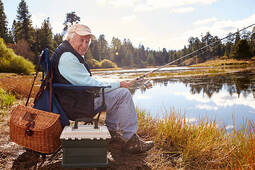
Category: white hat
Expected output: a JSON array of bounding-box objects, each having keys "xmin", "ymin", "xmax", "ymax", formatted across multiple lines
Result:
[{"xmin": 68, "ymin": 24, "xmax": 96, "ymax": 40}]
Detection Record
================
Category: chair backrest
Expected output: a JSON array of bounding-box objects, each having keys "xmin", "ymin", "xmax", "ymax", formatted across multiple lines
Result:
[
  {"xmin": 39, "ymin": 48, "xmax": 50, "ymax": 80},
  {"xmin": 33, "ymin": 48, "xmax": 70, "ymax": 127}
]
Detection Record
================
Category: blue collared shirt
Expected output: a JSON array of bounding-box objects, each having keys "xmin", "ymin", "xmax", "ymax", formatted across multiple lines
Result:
[{"xmin": 58, "ymin": 52, "xmax": 120, "ymax": 92}]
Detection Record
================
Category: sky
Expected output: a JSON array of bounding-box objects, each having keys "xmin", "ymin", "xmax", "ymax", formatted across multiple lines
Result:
[{"xmin": 2, "ymin": 0, "xmax": 255, "ymax": 50}]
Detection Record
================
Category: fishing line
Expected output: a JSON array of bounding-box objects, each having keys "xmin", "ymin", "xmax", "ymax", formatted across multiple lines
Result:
[{"xmin": 131, "ymin": 23, "xmax": 255, "ymax": 88}]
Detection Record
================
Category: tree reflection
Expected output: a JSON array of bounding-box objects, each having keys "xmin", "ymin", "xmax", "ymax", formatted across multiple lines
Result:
[{"xmin": 152, "ymin": 70, "xmax": 255, "ymax": 98}]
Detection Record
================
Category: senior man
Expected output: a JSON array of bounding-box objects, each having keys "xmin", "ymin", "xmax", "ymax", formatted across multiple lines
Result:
[{"xmin": 52, "ymin": 24, "xmax": 154, "ymax": 154}]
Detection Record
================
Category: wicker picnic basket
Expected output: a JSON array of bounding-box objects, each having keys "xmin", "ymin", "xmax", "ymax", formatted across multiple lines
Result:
[{"xmin": 10, "ymin": 105, "xmax": 62, "ymax": 154}]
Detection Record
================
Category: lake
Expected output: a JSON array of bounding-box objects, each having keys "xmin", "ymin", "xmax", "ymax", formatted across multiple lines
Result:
[{"xmin": 94, "ymin": 68, "xmax": 255, "ymax": 131}]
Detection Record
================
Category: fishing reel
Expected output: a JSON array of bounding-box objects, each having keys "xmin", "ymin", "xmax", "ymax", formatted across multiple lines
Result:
[
  {"xmin": 143, "ymin": 80, "xmax": 153, "ymax": 89},
  {"xmin": 131, "ymin": 78, "xmax": 153, "ymax": 90}
]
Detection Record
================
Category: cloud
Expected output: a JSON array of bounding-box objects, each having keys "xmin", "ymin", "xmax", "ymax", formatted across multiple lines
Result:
[
  {"xmin": 97, "ymin": 0, "xmax": 217, "ymax": 12},
  {"xmin": 193, "ymin": 17, "xmax": 217, "ymax": 25},
  {"xmin": 174, "ymin": 92, "xmax": 211, "ymax": 103},
  {"xmin": 175, "ymin": 90, "xmax": 255, "ymax": 110},
  {"xmin": 170, "ymin": 7, "xmax": 195, "ymax": 14},
  {"xmin": 210, "ymin": 92, "xmax": 255, "ymax": 110},
  {"xmin": 196, "ymin": 104, "xmax": 218, "ymax": 110},
  {"xmin": 96, "ymin": 0, "xmax": 139, "ymax": 8},
  {"xmin": 166, "ymin": 13, "xmax": 255, "ymax": 49},
  {"xmin": 135, "ymin": 94, "xmax": 152, "ymax": 100},
  {"xmin": 31, "ymin": 13, "xmax": 64, "ymax": 34},
  {"xmin": 186, "ymin": 117, "xmax": 197, "ymax": 123},
  {"xmin": 121, "ymin": 15, "xmax": 137, "ymax": 23},
  {"xmin": 225, "ymin": 125, "xmax": 234, "ymax": 130},
  {"xmin": 31, "ymin": 13, "xmax": 47, "ymax": 29}
]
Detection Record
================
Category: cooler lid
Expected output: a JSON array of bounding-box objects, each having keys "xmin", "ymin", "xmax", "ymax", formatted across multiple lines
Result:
[{"xmin": 60, "ymin": 125, "xmax": 111, "ymax": 140}]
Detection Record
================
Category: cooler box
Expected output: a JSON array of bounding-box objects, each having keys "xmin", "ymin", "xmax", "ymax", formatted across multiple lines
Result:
[{"xmin": 60, "ymin": 125, "xmax": 111, "ymax": 168}]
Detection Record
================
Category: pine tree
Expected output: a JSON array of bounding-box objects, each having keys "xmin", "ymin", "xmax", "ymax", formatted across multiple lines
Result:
[
  {"xmin": 53, "ymin": 33, "xmax": 63, "ymax": 49},
  {"xmin": 97, "ymin": 34, "xmax": 108, "ymax": 61},
  {"xmin": 38, "ymin": 18, "xmax": 54, "ymax": 52},
  {"xmin": 0, "ymin": 0, "xmax": 8, "ymax": 42},
  {"xmin": 230, "ymin": 39, "xmax": 252, "ymax": 60},
  {"xmin": 63, "ymin": 11, "xmax": 80, "ymax": 31},
  {"xmin": 224, "ymin": 42, "xmax": 231, "ymax": 57},
  {"xmin": 234, "ymin": 29, "xmax": 240, "ymax": 44},
  {"xmin": 16, "ymin": 0, "xmax": 34, "ymax": 44}
]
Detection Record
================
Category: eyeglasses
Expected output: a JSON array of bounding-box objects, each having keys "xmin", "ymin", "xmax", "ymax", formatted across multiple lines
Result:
[
  {"xmin": 81, "ymin": 38, "xmax": 91, "ymax": 46},
  {"xmin": 85, "ymin": 39, "xmax": 91, "ymax": 45}
]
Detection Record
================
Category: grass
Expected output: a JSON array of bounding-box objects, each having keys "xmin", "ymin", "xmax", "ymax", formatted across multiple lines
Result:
[
  {"xmin": 0, "ymin": 88, "xmax": 15, "ymax": 116},
  {"xmin": 0, "ymin": 73, "xmax": 41, "ymax": 99},
  {"xmin": 136, "ymin": 108, "xmax": 255, "ymax": 169},
  {"xmin": 1, "ymin": 72, "xmax": 255, "ymax": 169},
  {"xmin": 91, "ymin": 67, "xmax": 121, "ymax": 72},
  {"xmin": 0, "ymin": 88, "xmax": 15, "ymax": 109},
  {"xmin": 128, "ymin": 68, "xmax": 227, "ymax": 79},
  {"xmin": 193, "ymin": 57, "xmax": 255, "ymax": 67}
]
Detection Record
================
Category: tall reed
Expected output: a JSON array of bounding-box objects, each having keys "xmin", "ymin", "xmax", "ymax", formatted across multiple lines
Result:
[{"xmin": 136, "ymin": 108, "xmax": 255, "ymax": 169}]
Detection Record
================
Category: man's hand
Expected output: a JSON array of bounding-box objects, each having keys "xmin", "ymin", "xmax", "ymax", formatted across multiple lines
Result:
[{"xmin": 120, "ymin": 80, "xmax": 133, "ymax": 88}]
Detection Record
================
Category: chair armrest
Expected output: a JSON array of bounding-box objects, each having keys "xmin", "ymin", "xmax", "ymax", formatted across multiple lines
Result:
[{"xmin": 52, "ymin": 83, "xmax": 111, "ymax": 90}]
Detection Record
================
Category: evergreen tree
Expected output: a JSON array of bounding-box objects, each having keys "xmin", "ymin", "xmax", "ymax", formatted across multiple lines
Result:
[
  {"xmin": 250, "ymin": 27, "xmax": 255, "ymax": 56},
  {"xmin": 16, "ymin": 0, "xmax": 34, "ymax": 44},
  {"xmin": 90, "ymin": 40, "xmax": 100, "ymax": 61},
  {"xmin": 53, "ymin": 33, "xmax": 63, "ymax": 49},
  {"xmin": 6, "ymin": 29, "xmax": 14, "ymax": 43},
  {"xmin": 230, "ymin": 39, "xmax": 252, "ymax": 60},
  {"xmin": 147, "ymin": 52, "xmax": 155, "ymax": 66},
  {"xmin": 224, "ymin": 42, "xmax": 231, "ymax": 57},
  {"xmin": 11, "ymin": 20, "xmax": 17, "ymax": 42},
  {"xmin": 97, "ymin": 34, "xmax": 108, "ymax": 61},
  {"xmin": 0, "ymin": 0, "xmax": 8, "ymax": 42},
  {"xmin": 234, "ymin": 29, "xmax": 240, "ymax": 44},
  {"xmin": 63, "ymin": 11, "xmax": 80, "ymax": 31},
  {"xmin": 111, "ymin": 37, "xmax": 121, "ymax": 62},
  {"xmin": 31, "ymin": 18, "xmax": 53, "ymax": 63},
  {"xmin": 162, "ymin": 48, "xmax": 169, "ymax": 63},
  {"xmin": 38, "ymin": 18, "xmax": 54, "ymax": 52}
]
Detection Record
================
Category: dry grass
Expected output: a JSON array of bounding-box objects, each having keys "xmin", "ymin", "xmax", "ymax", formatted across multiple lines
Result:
[
  {"xmin": 1, "ymin": 73, "xmax": 255, "ymax": 169},
  {"xmin": 139, "ymin": 68, "xmax": 227, "ymax": 78},
  {"xmin": 136, "ymin": 108, "xmax": 255, "ymax": 169},
  {"xmin": 193, "ymin": 58, "xmax": 255, "ymax": 67},
  {"xmin": 0, "ymin": 73, "xmax": 41, "ymax": 99}
]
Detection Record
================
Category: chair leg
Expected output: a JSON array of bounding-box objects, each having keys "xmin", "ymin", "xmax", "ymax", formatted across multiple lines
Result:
[
  {"xmin": 37, "ymin": 146, "xmax": 62, "ymax": 168},
  {"xmin": 48, "ymin": 146, "xmax": 62, "ymax": 161}
]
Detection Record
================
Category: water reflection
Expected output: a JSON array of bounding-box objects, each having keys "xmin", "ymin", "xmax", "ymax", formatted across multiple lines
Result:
[
  {"xmin": 132, "ymin": 70, "xmax": 255, "ymax": 131},
  {"xmin": 132, "ymin": 70, "xmax": 255, "ymax": 98}
]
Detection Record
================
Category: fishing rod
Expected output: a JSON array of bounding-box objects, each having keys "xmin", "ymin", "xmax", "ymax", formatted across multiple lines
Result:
[{"xmin": 131, "ymin": 23, "xmax": 255, "ymax": 88}]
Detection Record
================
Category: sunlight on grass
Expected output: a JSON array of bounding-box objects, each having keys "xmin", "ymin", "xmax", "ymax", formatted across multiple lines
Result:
[
  {"xmin": 136, "ymin": 108, "xmax": 255, "ymax": 169},
  {"xmin": 0, "ymin": 88, "xmax": 15, "ymax": 114}
]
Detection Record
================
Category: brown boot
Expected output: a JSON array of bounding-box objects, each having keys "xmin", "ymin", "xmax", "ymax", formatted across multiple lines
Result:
[
  {"xmin": 109, "ymin": 130, "xmax": 127, "ymax": 147},
  {"xmin": 121, "ymin": 134, "xmax": 154, "ymax": 154},
  {"xmin": 12, "ymin": 149, "xmax": 40, "ymax": 169}
]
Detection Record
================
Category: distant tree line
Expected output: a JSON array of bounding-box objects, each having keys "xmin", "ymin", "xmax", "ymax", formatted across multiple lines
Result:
[{"xmin": 0, "ymin": 0, "xmax": 255, "ymax": 69}]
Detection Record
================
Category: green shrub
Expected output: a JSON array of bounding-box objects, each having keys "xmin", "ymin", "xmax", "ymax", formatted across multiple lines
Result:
[
  {"xmin": 86, "ymin": 58, "xmax": 101, "ymax": 68},
  {"xmin": 100, "ymin": 59, "xmax": 117, "ymax": 68},
  {"xmin": 0, "ymin": 38, "xmax": 35, "ymax": 74},
  {"xmin": 0, "ymin": 88, "xmax": 15, "ymax": 109}
]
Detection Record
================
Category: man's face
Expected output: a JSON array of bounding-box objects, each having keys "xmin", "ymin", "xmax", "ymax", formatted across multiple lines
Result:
[{"xmin": 70, "ymin": 34, "xmax": 91, "ymax": 56}]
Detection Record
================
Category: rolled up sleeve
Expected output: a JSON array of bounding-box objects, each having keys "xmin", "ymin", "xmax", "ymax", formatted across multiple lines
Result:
[{"xmin": 58, "ymin": 52, "xmax": 120, "ymax": 92}]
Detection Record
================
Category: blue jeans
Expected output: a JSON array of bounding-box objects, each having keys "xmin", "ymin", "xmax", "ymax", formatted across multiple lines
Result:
[{"xmin": 94, "ymin": 88, "xmax": 138, "ymax": 140}]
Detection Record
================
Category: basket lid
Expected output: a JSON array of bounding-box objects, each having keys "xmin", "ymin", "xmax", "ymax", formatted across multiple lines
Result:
[{"xmin": 10, "ymin": 105, "xmax": 60, "ymax": 130}]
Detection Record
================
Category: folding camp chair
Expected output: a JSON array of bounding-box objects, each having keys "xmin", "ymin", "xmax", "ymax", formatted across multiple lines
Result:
[{"xmin": 31, "ymin": 48, "xmax": 111, "ymax": 168}]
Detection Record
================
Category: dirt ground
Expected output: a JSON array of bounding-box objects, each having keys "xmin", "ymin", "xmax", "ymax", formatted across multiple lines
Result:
[{"xmin": 0, "ymin": 107, "xmax": 163, "ymax": 170}]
